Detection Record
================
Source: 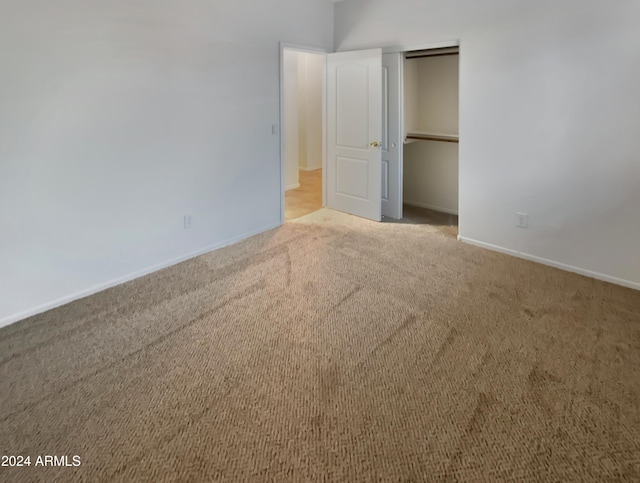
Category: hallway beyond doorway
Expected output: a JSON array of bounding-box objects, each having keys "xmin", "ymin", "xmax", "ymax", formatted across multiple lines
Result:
[{"xmin": 285, "ymin": 169, "xmax": 322, "ymax": 221}]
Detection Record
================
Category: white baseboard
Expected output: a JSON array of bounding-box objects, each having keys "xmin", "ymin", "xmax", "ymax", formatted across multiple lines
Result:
[
  {"xmin": 285, "ymin": 183, "xmax": 300, "ymax": 191},
  {"xmin": 299, "ymin": 166, "xmax": 322, "ymax": 172},
  {"xmin": 458, "ymin": 236, "xmax": 640, "ymax": 291},
  {"xmin": 0, "ymin": 221, "xmax": 282, "ymax": 329},
  {"xmin": 404, "ymin": 200, "xmax": 459, "ymax": 216}
]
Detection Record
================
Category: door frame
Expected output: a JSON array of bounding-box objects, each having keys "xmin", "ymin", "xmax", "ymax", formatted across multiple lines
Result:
[
  {"xmin": 279, "ymin": 42, "xmax": 328, "ymax": 224},
  {"xmin": 382, "ymin": 39, "xmax": 461, "ymax": 227}
]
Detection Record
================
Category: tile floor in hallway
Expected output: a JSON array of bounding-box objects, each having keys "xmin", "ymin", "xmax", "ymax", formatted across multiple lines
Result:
[{"xmin": 285, "ymin": 169, "xmax": 322, "ymax": 221}]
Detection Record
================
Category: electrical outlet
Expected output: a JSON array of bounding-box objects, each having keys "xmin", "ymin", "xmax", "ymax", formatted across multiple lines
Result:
[
  {"xmin": 516, "ymin": 212, "xmax": 529, "ymax": 229},
  {"xmin": 184, "ymin": 215, "xmax": 192, "ymax": 229}
]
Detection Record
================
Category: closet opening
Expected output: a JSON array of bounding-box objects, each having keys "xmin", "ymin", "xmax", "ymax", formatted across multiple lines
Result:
[
  {"xmin": 281, "ymin": 47, "xmax": 326, "ymax": 222},
  {"xmin": 398, "ymin": 46, "xmax": 459, "ymax": 237}
]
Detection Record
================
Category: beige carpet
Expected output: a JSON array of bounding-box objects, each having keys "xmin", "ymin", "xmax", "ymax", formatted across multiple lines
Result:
[{"xmin": 1, "ymin": 208, "xmax": 639, "ymax": 482}]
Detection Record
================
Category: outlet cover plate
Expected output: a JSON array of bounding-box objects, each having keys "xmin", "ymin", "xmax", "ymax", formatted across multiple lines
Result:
[{"xmin": 516, "ymin": 212, "xmax": 529, "ymax": 229}]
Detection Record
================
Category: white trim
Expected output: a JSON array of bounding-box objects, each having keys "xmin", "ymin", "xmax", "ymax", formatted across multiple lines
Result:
[
  {"xmin": 404, "ymin": 200, "xmax": 458, "ymax": 216},
  {"xmin": 299, "ymin": 165, "xmax": 322, "ymax": 172},
  {"xmin": 286, "ymin": 183, "xmax": 301, "ymax": 191},
  {"xmin": 280, "ymin": 42, "xmax": 327, "ymax": 54},
  {"xmin": 321, "ymin": 54, "xmax": 327, "ymax": 208},
  {"xmin": 457, "ymin": 42, "xmax": 463, "ymax": 235},
  {"xmin": 0, "ymin": 222, "xmax": 282, "ymax": 329},
  {"xmin": 279, "ymin": 46, "xmax": 286, "ymax": 224},
  {"xmin": 398, "ymin": 52, "xmax": 405, "ymax": 220},
  {"xmin": 458, "ymin": 236, "xmax": 640, "ymax": 291}
]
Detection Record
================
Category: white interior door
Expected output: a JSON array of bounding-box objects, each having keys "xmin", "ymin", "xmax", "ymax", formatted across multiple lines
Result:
[
  {"xmin": 326, "ymin": 49, "xmax": 382, "ymax": 221},
  {"xmin": 382, "ymin": 53, "xmax": 403, "ymax": 220}
]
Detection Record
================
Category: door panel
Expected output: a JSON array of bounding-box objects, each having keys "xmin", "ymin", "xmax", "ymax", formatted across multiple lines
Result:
[
  {"xmin": 381, "ymin": 53, "xmax": 403, "ymax": 219},
  {"xmin": 382, "ymin": 159, "xmax": 390, "ymax": 201},
  {"xmin": 382, "ymin": 66, "xmax": 389, "ymax": 151},
  {"xmin": 336, "ymin": 64, "xmax": 370, "ymax": 149},
  {"xmin": 337, "ymin": 157, "xmax": 370, "ymax": 199},
  {"xmin": 327, "ymin": 49, "xmax": 382, "ymax": 221}
]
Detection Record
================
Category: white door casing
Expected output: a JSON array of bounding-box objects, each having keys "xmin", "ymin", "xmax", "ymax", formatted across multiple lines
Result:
[
  {"xmin": 326, "ymin": 49, "xmax": 382, "ymax": 221},
  {"xmin": 381, "ymin": 53, "xmax": 403, "ymax": 220}
]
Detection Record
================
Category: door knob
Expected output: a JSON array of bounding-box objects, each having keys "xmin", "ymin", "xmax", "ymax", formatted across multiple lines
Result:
[{"xmin": 370, "ymin": 141, "xmax": 381, "ymax": 148}]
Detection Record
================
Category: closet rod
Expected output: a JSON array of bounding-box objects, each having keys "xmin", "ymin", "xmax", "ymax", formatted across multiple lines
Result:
[
  {"xmin": 405, "ymin": 52, "xmax": 459, "ymax": 59},
  {"xmin": 406, "ymin": 133, "xmax": 459, "ymax": 143}
]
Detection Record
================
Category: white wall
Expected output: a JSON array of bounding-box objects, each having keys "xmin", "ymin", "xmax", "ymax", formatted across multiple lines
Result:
[
  {"xmin": 404, "ymin": 141, "xmax": 459, "ymax": 215},
  {"xmin": 299, "ymin": 53, "xmax": 325, "ymax": 171},
  {"xmin": 284, "ymin": 50, "xmax": 300, "ymax": 190},
  {"xmin": 297, "ymin": 55, "xmax": 308, "ymax": 171},
  {"xmin": 403, "ymin": 58, "xmax": 419, "ymax": 135},
  {"xmin": 336, "ymin": 0, "xmax": 640, "ymax": 289},
  {"xmin": 415, "ymin": 56, "xmax": 459, "ymax": 136},
  {"xmin": 0, "ymin": 0, "xmax": 334, "ymax": 326}
]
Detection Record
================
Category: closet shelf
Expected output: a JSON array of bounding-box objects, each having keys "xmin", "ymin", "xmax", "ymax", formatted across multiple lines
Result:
[{"xmin": 405, "ymin": 132, "xmax": 459, "ymax": 143}]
